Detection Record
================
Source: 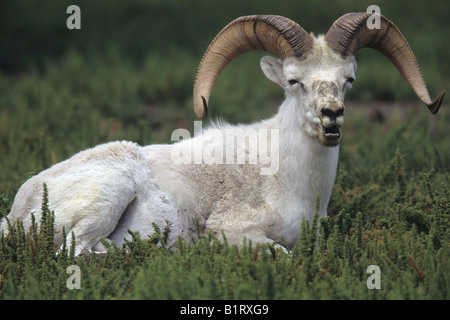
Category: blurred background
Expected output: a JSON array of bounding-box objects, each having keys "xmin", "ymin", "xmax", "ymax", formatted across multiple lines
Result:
[{"xmin": 0, "ymin": 0, "xmax": 448, "ymax": 196}]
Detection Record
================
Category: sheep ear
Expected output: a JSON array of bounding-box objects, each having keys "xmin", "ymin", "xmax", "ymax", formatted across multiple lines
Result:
[{"xmin": 260, "ymin": 56, "xmax": 284, "ymax": 86}]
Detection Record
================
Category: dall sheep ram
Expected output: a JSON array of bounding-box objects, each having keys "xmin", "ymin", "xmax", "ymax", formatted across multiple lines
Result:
[{"xmin": 1, "ymin": 13, "xmax": 445, "ymax": 255}]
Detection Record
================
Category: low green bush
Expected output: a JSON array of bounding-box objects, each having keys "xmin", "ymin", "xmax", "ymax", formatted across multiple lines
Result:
[{"xmin": 0, "ymin": 163, "xmax": 448, "ymax": 299}]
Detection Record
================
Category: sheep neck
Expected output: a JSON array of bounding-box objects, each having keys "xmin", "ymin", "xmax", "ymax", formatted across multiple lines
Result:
[{"xmin": 268, "ymin": 96, "xmax": 340, "ymax": 218}]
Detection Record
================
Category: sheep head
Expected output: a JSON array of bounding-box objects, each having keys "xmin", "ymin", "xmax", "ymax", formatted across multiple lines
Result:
[
  {"xmin": 259, "ymin": 43, "xmax": 354, "ymax": 146},
  {"xmin": 193, "ymin": 14, "xmax": 445, "ymax": 147}
]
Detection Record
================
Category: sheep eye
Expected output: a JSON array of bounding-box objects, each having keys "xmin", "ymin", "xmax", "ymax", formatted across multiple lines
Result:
[
  {"xmin": 288, "ymin": 79, "xmax": 305, "ymax": 90},
  {"xmin": 346, "ymin": 77, "xmax": 354, "ymax": 84}
]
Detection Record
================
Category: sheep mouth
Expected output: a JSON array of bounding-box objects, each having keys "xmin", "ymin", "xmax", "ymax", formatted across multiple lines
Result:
[
  {"xmin": 320, "ymin": 126, "xmax": 342, "ymax": 146},
  {"xmin": 324, "ymin": 125, "xmax": 340, "ymax": 137}
]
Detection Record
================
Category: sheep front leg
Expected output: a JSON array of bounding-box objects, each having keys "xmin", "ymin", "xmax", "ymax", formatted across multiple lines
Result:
[
  {"xmin": 205, "ymin": 208, "xmax": 284, "ymax": 251},
  {"xmin": 211, "ymin": 227, "xmax": 288, "ymax": 254}
]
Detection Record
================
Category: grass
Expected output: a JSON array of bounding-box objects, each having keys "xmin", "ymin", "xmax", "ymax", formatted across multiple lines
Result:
[{"xmin": 0, "ymin": 0, "xmax": 448, "ymax": 300}]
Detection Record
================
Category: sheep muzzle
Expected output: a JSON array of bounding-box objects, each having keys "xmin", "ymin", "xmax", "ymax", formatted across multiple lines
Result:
[{"xmin": 319, "ymin": 106, "xmax": 344, "ymax": 147}]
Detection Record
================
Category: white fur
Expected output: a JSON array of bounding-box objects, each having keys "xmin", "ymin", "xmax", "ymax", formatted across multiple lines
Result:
[{"xmin": 1, "ymin": 36, "xmax": 356, "ymax": 255}]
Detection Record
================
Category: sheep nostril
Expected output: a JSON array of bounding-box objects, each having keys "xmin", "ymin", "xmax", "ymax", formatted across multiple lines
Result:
[
  {"xmin": 321, "ymin": 108, "xmax": 344, "ymax": 128},
  {"xmin": 321, "ymin": 108, "xmax": 334, "ymax": 119},
  {"xmin": 321, "ymin": 108, "xmax": 344, "ymax": 119}
]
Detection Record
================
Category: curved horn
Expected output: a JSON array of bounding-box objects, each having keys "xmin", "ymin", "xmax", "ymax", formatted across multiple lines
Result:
[
  {"xmin": 325, "ymin": 12, "xmax": 444, "ymax": 114},
  {"xmin": 193, "ymin": 15, "xmax": 313, "ymax": 119}
]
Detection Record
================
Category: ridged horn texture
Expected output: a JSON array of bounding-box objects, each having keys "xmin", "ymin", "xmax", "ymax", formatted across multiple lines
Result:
[
  {"xmin": 193, "ymin": 15, "xmax": 313, "ymax": 119},
  {"xmin": 326, "ymin": 12, "xmax": 444, "ymax": 114}
]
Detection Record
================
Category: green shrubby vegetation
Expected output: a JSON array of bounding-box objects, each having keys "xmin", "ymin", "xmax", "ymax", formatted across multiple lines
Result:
[
  {"xmin": 0, "ymin": 0, "xmax": 448, "ymax": 299},
  {"xmin": 0, "ymin": 167, "xmax": 448, "ymax": 299}
]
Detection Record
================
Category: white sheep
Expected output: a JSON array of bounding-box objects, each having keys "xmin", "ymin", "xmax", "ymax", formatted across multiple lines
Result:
[{"xmin": 1, "ymin": 13, "xmax": 444, "ymax": 255}]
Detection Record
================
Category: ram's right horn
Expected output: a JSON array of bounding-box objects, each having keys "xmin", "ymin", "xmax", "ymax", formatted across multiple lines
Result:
[{"xmin": 325, "ymin": 12, "xmax": 445, "ymax": 114}]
